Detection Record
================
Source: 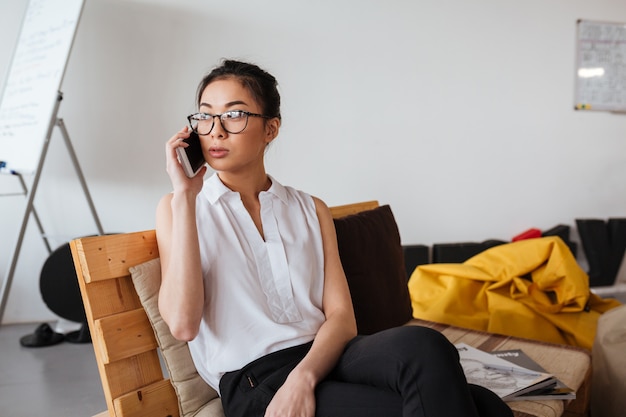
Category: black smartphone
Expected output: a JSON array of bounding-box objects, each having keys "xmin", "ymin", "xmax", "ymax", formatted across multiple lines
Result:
[{"xmin": 176, "ymin": 131, "xmax": 206, "ymax": 178}]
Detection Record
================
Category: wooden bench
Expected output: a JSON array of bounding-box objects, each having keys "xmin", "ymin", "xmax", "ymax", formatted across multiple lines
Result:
[{"xmin": 70, "ymin": 201, "xmax": 590, "ymax": 417}]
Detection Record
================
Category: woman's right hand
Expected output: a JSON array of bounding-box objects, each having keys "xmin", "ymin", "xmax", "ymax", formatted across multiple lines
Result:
[{"xmin": 165, "ymin": 126, "xmax": 207, "ymax": 195}]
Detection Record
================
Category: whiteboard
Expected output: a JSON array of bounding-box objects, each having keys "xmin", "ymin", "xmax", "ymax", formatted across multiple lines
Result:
[
  {"xmin": 0, "ymin": 0, "xmax": 85, "ymax": 174},
  {"xmin": 575, "ymin": 19, "xmax": 626, "ymax": 112}
]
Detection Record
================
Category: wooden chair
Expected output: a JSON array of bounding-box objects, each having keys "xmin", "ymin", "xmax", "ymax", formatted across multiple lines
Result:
[
  {"xmin": 70, "ymin": 201, "xmax": 379, "ymax": 417},
  {"xmin": 71, "ymin": 199, "xmax": 591, "ymax": 417},
  {"xmin": 71, "ymin": 230, "xmax": 167, "ymax": 417}
]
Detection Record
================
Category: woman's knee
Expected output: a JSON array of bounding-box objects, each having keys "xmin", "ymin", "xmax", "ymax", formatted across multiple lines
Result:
[
  {"xmin": 337, "ymin": 325, "xmax": 459, "ymax": 377},
  {"xmin": 378, "ymin": 325, "xmax": 457, "ymax": 359}
]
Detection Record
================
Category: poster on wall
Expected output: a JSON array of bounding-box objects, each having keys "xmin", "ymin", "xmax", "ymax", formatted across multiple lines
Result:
[{"xmin": 575, "ymin": 19, "xmax": 626, "ymax": 112}]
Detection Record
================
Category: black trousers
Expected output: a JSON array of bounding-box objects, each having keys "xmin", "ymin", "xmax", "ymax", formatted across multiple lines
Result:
[{"xmin": 219, "ymin": 326, "xmax": 513, "ymax": 417}]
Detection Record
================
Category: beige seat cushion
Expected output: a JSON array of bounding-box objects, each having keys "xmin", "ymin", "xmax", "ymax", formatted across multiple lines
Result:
[{"xmin": 130, "ymin": 258, "xmax": 225, "ymax": 417}]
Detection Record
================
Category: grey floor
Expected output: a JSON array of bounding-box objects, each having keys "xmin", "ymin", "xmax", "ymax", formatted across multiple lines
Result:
[{"xmin": 0, "ymin": 322, "xmax": 106, "ymax": 417}]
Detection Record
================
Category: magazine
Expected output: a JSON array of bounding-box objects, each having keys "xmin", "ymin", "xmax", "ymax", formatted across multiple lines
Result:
[
  {"xmin": 491, "ymin": 349, "xmax": 575, "ymax": 401},
  {"xmin": 455, "ymin": 343, "xmax": 556, "ymax": 402}
]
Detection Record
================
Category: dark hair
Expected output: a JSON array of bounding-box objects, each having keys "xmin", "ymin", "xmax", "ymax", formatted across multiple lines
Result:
[{"xmin": 196, "ymin": 60, "xmax": 281, "ymax": 120}]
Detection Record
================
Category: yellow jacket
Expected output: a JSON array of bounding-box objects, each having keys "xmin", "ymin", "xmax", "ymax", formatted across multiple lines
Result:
[{"xmin": 408, "ymin": 236, "xmax": 622, "ymax": 350}]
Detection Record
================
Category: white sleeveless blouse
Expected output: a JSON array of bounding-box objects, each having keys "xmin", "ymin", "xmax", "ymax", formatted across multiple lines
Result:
[{"xmin": 187, "ymin": 173, "xmax": 326, "ymax": 392}]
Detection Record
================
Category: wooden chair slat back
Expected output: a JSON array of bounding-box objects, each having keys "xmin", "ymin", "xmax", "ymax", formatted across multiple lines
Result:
[
  {"xmin": 104, "ymin": 352, "xmax": 164, "ymax": 400},
  {"xmin": 112, "ymin": 379, "xmax": 179, "ymax": 417},
  {"xmin": 70, "ymin": 231, "xmax": 171, "ymax": 417},
  {"xmin": 94, "ymin": 308, "xmax": 158, "ymax": 364},
  {"xmin": 73, "ymin": 231, "xmax": 158, "ymax": 284},
  {"xmin": 82, "ymin": 276, "xmax": 142, "ymax": 321}
]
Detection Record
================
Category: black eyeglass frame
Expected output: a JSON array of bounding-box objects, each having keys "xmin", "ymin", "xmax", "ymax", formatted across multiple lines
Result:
[{"xmin": 187, "ymin": 111, "xmax": 271, "ymax": 135}]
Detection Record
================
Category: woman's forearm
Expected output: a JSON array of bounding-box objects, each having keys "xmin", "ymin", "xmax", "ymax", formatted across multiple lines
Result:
[
  {"xmin": 157, "ymin": 191, "xmax": 205, "ymax": 341},
  {"xmin": 292, "ymin": 308, "xmax": 357, "ymax": 386}
]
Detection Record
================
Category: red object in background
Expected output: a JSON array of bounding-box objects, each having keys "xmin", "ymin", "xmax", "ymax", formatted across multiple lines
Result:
[{"xmin": 512, "ymin": 228, "xmax": 542, "ymax": 242}]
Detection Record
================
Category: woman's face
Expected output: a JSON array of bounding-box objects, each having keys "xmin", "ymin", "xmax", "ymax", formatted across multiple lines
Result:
[{"xmin": 198, "ymin": 77, "xmax": 279, "ymax": 174}]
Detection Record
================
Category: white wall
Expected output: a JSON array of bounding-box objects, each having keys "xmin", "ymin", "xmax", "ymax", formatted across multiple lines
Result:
[{"xmin": 1, "ymin": 0, "xmax": 625, "ymax": 323}]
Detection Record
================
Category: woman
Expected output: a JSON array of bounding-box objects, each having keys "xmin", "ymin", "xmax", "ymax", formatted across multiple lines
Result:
[{"xmin": 156, "ymin": 59, "xmax": 512, "ymax": 417}]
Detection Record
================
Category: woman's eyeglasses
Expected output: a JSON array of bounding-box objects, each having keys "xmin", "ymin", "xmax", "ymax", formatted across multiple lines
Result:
[{"xmin": 187, "ymin": 111, "xmax": 270, "ymax": 135}]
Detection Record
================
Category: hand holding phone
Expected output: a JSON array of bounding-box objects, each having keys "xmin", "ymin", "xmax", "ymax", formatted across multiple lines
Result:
[{"xmin": 175, "ymin": 131, "xmax": 206, "ymax": 178}]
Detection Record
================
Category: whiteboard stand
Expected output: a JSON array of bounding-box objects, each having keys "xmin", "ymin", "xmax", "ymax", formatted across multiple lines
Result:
[
  {"xmin": 0, "ymin": 173, "xmax": 53, "ymax": 255},
  {"xmin": 0, "ymin": 91, "xmax": 104, "ymax": 323},
  {"xmin": 12, "ymin": 173, "xmax": 53, "ymax": 254}
]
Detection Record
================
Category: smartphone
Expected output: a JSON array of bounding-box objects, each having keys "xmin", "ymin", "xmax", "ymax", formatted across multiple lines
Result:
[{"xmin": 176, "ymin": 131, "xmax": 206, "ymax": 178}]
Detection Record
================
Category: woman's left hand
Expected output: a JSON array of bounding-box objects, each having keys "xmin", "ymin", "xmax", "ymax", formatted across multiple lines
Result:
[{"xmin": 264, "ymin": 371, "xmax": 316, "ymax": 417}]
